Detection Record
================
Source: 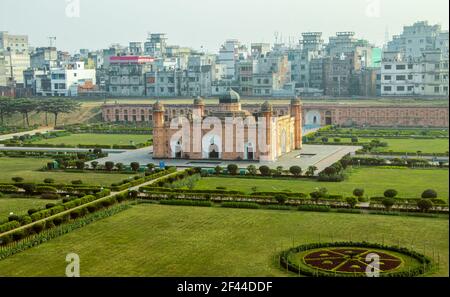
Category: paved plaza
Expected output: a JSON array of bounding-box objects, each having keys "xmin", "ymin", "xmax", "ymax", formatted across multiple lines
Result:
[{"xmin": 89, "ymin": 144, "xmax": 362, "ymax": 174}]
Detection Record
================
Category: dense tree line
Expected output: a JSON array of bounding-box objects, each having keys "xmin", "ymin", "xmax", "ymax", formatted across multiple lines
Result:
[{"xmin": 0, "ymin": 97, "xmax": 80, "ymax": 127}]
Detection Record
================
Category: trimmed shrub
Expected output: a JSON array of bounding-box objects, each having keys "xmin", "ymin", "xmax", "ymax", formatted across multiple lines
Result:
[
  {"xmin": 421, "ymin": 189, "xmax": 438, "ymax": 199},
  {"xmin": 43, "ymin": 178, "xmax": 55, "ymax": 184},
  {"xmin": 382, "ymin": 198, "xmax": 396, "ymax": 210},
  {"xmin": 160, "ymin": 200, "xmax": 212, "ymax": 207},
  {"xmin": 275, "ymin": 194, "xmax": 287, "ymax": 205},
  {"xmin": 353, "ymin": 188, "xmax": 364, "ymax": 198},
  {"xmin": 8, "ymin": 214, "xmax": 19, "ymax": 222},
  {"xmin": 221, "ymin": 202, "xmax": 260, "ymax": 209},
  {"xmin": 289, "ymin": 166, "xmax": 302, "ymax": 176},
  {"xmin": 40, "ymin": 193, "xmax": 60, "ymax": 200},
  {"xmin": 345, "ymin": 197, "xmax": 358, "ymax": 208},
  {"xmin": 417, "ymin": 199, "xmax": 433, "ymax": 212},
  {"xmin": 259, "ymin": 165, "xmax": 271, "ymax": 176},
  {"xmin": 227, "ymin": 164, "xmax": 239, "ymax": 175},
  {"xmin": 297, "ymin": 205, "xmax": 330, "ymax": 212},
  {"xmin": 384, "ymin": 189, "xmax": 398, "ymax": 198},
  {"xmin": 71, "ymin": 180, "xmax": 83, "ymax": 185},
  {"xmin": 11, "ymin": 177, "xmax": 24, "ymax": 183}
]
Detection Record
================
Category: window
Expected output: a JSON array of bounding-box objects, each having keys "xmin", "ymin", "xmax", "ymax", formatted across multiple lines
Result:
[
  {"xmin": 396, "ymin": 86, "xmax": 405, "ymax": 91},
  {"xmin": 408, "ymin": 64, "xmax": 413, "ymax": 69},
  {"xmin": 435, "ymin": 63, "xmax": 440, "ymax": 69},
  {"xmin": 408, "ymin": 75, "xmax": 413, "ymax": 80},
  {"xmin": 396, "ymin": 65, "xmax": 406, "ymax": 70},
  {"xmin": 407, "ymin": 86, "xmax": 414, "ymax": 91},
  {"xmin": 434, "ymin": 86, "xmax": 440, "ymax": 93},
  {"xmin": 396, "ymin": 75, "xmax": 406, "ymax": 81},
  {"xmin": 384, "ymin": 75, "xmax": 391, "ymax": 80},
  {"xmin": 383, "ymin": 86, "xmax": 392, "ymax": 91},
  {"xmin": 435, "ymin": 75, "xmax": 440, "ymax": 81},
  {"xmin": 384, "ymin": 64, "xmax": 392, "ymax": 70}
]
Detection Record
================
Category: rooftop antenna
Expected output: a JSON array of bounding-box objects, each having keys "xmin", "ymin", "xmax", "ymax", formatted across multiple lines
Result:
[{"xmin": 274, "ymin": 31, "xmax": 279, "ymax": 44}]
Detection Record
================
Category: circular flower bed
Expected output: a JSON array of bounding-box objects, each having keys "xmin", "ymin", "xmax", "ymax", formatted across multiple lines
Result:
[{"xmin": 280, "ymin": 242, "xmax": 432, "ymax": 277}]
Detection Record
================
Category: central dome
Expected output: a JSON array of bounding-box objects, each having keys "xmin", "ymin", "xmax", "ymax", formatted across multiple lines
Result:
[{"xmin": 219, "ymin": 89, "xmax": 240, "ymax": 104}]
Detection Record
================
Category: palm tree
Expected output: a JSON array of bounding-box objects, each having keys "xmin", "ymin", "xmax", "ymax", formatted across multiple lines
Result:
[{"xmin": 306, "ymin": 166, "xmax": 318, "ymax": 177}]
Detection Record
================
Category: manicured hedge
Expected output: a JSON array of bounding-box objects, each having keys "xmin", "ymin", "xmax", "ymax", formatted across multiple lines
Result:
[
  {"xmin": 160, "ymin": 200, "xmax": 212, "ymax": 207},
  {"xmin": 221, "ymin": 202, "xmax": 260, "ymax": 209},
  {"xmin": 297, "ymin": 205, "xmax": 331, "ymax": 212}
]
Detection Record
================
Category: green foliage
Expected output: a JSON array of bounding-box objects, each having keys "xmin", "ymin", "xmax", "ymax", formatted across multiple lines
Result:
[
  {"xmin": 160, "ymin": 200, "xmax": 212, "ymax": 207},
  {"xmin": 297, "ymin": 205, "xmax": 330, "ymax": 212},
  {"xmin": 382, "ymin": 198, "xmax": 396, "ymax": 210},
  {"xmin": 289, "ymin": 166, "xmax": 302, "ymax": 176},
  {"xmin": 227, "ymin": 164, "xmax": 239, "ymax": 175},
  {"xmin": 353, "ymin": 188, "xmax": 365, "ymax": 198},
  {"xmin": 259, "ymin": 166, "xmax": 271, "ymax": 176},
  {"xmin": 384, "ymin": 189, "xmax": 398, "ymax": 198},
  {"xmin": 417, "ymin": 199, "xmax": 433, "ymax": 212},
  {"xmin": 221, "ymin": 202, "xmax": 260, "ymax": 209},
  {"xmin": 421, "ymin": 189, "xmax": 438, "ymax": 199},
  {"xmin": 345, "ymin": 197, "xmax": 358, "ymax": 208}
]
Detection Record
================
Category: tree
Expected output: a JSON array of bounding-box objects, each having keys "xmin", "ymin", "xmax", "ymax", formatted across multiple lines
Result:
[
  {"xmin": 105, "ymin": 161, "xmax": 115, "ymax": 171},
  {"xmin": 0, "ymin": 98, "xmax": 15, "ymax": 125},
  {"xmin": 147, "ymin": 163, "xmax": 155, "ymax": 172},
  {"xmin": 275, "ymin": 194, "xmax": 287, "ymax": 205},
  {"xmin": 214, "ymin": 165, "xmax": 223, "ymax": 175},
  {"xmin": 417, "ymin": 199, "xmax": 433, "ymax": 212},
  {"xmin": 275, "ymin": 166, "xmax": 284, "ymax": 176},
  {"xmin": 383, "ymin": 189, "xmax": 398, "ymax": 198},
  {"xmin": 44, "ymin": 178, "xmax": 55, "ymax": 184},
  {"xmin": 21, "ymin": 183, "xmax": 36, "ymax": 194},
  {"xmin": 246, "ymin": 165, "xmax": 257, "ymax": 176},
  {"xmin": 306, "ymin": 166, "xmax": 318, "ymax": 177},
  {"xmin": 259, "ymin": 165, "xmax": 271, "ymax": 176},
  {"xmin": 353, "ymin": 188, "xmax": 364, "ymax": 198},
  {"xmin": 289, "ymin": 166, "xmax": 302, "ymax": 177},
  {"xmin": 75, "ymin": 160, "xmax": 85, "ymax": 170},
  {"xmin": 13, "ymin": 99, "xmax": 39, "ymax": 127},
  {"xmin": 346, "ymin": 197, "xmax": 358, "ymax": 208},
  {"xmin": 381, "ymin": 198, "xmax": 396, "ymax": 211},
  {"xmin": 130, "ymin": 162, "xmax": 140, "ymax": 172},
  {"xmin": 115, "ymin": 163, "xmax": 124, "ymax": 171},
  {"xmin": 421, "ymin": 189, "xmax": 437, "ymax": 199},
  {"xmin": 36, "ymin": 98, "xmax": 54, "ymax": 126},
  {"xmin": 91, "ymin": 161, "xmax": 99, "ymax": 170},
  {"xmin": 227, "ymin": 164, "xmax": 239, "ymax": 175},
  {"xmin": 323, "ymin": 166, "xmax": 337, "ymax": 176},
  {"xmin": 45, "ymin": 98, "xmax": 81, "ymax": 127}
]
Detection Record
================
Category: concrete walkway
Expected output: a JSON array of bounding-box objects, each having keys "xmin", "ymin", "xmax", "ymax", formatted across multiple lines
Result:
[
  {"xmin": 0, "ymin": 146, "xmax": 131, "ymax": 154},
  {"xmin": 88, "ymin": 144, "xmax": 362, "ymax": 173},
  {"xmin": 0, "ymin": 127, "xmax": 54, "ymax": 141}
]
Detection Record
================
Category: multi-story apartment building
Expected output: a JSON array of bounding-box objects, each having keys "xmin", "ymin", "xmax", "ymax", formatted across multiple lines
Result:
[
  {"xmin": 145, "ymin": 68, "xmax": 181, "ymax": 97},
  {"xmin": 30, "ymin": 47, "xmax": 57, "ymax": 70},
  {"xmin": 0, "ymin": 31, "xmax": 30, "ymax": 86},
  {"xmin": 252, "ymin": 52, "xmax": 291, "ymax": 96},
  {"xmin": 50, "ymin": 61, "xmax": 96, "ymax": 97},
  {"xmin": 236, "ymin": 60, "xmax": 255, "ymax": 96},
  {"xmin": 218, "ymin": 39, "xmax": 248, "ymax": 80},
  {"xmin": 144, "ymin": 33, "xmax": 167, "ymax": 58},
  {"xmin": 108, "ymin": 56, "xmax": 154, "ymax": 97},
  {"xmin": 129, "ymin": 42, "xmax": 143, "ymax": 55},
  {"xmin": 382, "ymin": 21, "xmax": 449, "ymax": 97}
]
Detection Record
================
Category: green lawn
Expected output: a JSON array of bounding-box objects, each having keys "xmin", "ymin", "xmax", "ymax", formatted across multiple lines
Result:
[
  {"xmin": 0, "ymin": 204, "xmax": 446, "ymax": 276},
  {"xmin": 32, "ymin": 133, "xmax": 152, "ymax": 146},
  {"xmin": 194, "ymin": 167, "xmax": 449, "ymax": 199},
  {"xmin": 0, "ymin": 198, "xmax": 59, "ymax": 218},
  {"xmin": 0, "ymin": 157, "xmax": 135, "ymax": 186},
  {"xmin": 322, "ymin": 137, "xmax": 449, "ymax": 154}
]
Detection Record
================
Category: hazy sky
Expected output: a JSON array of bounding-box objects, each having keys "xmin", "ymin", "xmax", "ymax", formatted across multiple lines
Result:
[{"xmin": 1, "ymin": 0, "xmax": 448, "ymax": 54}]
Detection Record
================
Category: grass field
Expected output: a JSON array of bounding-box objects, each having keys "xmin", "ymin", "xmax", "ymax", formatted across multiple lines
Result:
[
  {"xmin": 194, "ymin": 167, "xmax": 449, "ymax": 199},
  {"xmin": 323, "ymin": 137, "xmax": 449, "ymax": 154},
  {"xmin": 0, "ymin": 157, "xmax": 135, "ymax": 186},
  {"xmin": 32, "ymin": 133, "xmax": 152, "ymax": 146},
  {"xmin": 0, "ymin": 204, "xmax": 446, "ymax": 276},
  {"xmin": 0, "ymin": 198, "xmax": 60, "ymax": 218}
]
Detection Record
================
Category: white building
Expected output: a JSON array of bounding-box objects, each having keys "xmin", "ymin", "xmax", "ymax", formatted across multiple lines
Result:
[
  {"xmin": 0, "ymin": 31, "xmax": 30, "ymax": 86},
  {"xmin": 381, "ymin": 50, "xmax": 449, "ymax": 97},
  {"xmin": 50, "ymin": 61, "xmax": 96, "ymax": 96},
  {"xmin": 218, "ymin": 39, "xmax": 248, "ymax": 80}
]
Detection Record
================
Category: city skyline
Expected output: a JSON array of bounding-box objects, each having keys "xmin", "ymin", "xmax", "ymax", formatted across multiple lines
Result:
[{"xmin": 1, "ymin": 0, "xmax": 449, "ymax": 54}]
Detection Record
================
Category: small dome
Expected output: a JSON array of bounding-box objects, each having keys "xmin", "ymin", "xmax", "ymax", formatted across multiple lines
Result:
[
  {"xmin": 193, "ymin": 96, "xmax": 205, "ymax": 106},
  {"xmin": 261, "ymin": 101, "xmax": 273, "ymax": 112},
  {"xmin": 153, "ymin": 100, "xmax": 165, "ymax": 112},
  {"xmin": 291, "ymin": 97, "xmax": 301, "ymax": 105},
  {"xmin": 219, "ymin": 89, "xmax": 240, "ymax": 104}
]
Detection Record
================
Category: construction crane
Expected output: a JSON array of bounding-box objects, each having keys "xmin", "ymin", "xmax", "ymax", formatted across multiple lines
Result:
[{"xmin": 48, "ymin": 36, "xmax": 56, "ymax": 47}]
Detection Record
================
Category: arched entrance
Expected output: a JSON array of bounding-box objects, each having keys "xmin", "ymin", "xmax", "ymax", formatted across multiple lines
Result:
[
  {"xmin": 325, "ymin": 111, "xmax": 332, "ymax": 125},
  {"xmin": 245, "ymin": 143, "xmax": 255, "ymax": 160},
  {"xmin": 305, "ymin": 110, "xmax": 321, "ymax": 127},
  {"xmin": 209, "ymin": 143, "xmax": 219, "ymax": 159},
  {"xmin": 202, "ymin": 134, "xmax": 222, "ymax": 159}
]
